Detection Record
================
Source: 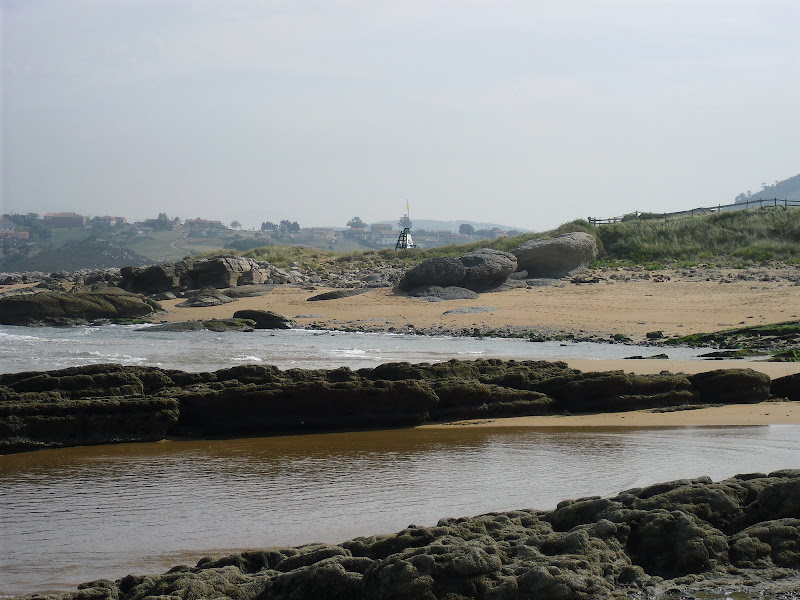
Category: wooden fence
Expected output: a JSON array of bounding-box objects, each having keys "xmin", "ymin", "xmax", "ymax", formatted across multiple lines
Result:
[{"xmin": 589, "ymin": 198, "xmax": 799, "ymax": 225}]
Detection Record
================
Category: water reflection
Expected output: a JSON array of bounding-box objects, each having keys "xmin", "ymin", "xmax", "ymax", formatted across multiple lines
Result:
[{"xmin": 1, "ymin": 425, "xmax": 798, "ymax": 595}]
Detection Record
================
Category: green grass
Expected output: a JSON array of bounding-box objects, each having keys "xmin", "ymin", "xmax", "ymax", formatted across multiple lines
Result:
[
  {"xmin": 593, "ymin": 206, "xmax": 800, "ymax": 265},
  {"xmin": 49, "ymin": 228, "xmax": 94, "ymax": 248},
  {"xmin": 123, "ymin": 231, "xmax": 188, "ymax": 262}
]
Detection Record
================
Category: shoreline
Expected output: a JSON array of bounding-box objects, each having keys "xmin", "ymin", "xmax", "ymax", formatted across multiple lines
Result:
[
  {"xmin": 421, "ymin": 400, "xmax": 800, "ymax": 428},
  {"xmin": 146, "ymin": 274, "xmax": 800, "ymax": 343}
]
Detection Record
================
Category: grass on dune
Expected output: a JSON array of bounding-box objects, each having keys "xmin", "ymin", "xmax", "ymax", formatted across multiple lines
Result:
[{"xmin": 593, "ymin": 207, "xmax": 800, "ymax": 266}]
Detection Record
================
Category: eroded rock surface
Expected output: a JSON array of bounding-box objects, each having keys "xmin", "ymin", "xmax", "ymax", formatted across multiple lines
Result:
[
  {"xmin": 17, "ymin": 472, "xmax": 800, "ymax": 599},
  {"xmin": 0, "ymin": 361, "xmax": 779, "ymax": 454}
]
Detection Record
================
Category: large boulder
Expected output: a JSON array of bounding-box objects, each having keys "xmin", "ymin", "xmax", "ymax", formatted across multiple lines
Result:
[
  {"xmin": 397, "ymin": 257, "xmax": 466, "ymax": 291},
  {"xmin": 514, "ymin": 232, "xmax": 598, "ymax": 278},
  {"xmin": 459, "ymin": 248, "xmax": 517, "ymax": 291},
  {"xmin": 190, "ymin": 256, "xmax": 263, "ymax": 289},
  {"xmin": 398, "ymin": 249, "xmax": 517, "ymax": 292},
  {"xmin": 120, "ymin": 261, "xmax": 191, "ymax": 295}
]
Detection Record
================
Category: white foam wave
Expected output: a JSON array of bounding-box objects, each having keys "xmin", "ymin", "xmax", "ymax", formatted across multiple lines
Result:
[{"xmin": 232, "ymin": 355, "xmax": 262, "ymax": 362}]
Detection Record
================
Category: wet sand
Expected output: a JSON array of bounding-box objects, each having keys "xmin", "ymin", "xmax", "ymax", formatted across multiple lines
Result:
[{"xmin": 421, "ymin": 400, "xmax": 800, "ymax": 429}]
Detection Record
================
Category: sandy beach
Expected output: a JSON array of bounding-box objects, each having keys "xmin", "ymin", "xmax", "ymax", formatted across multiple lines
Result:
[{"xmin": 154, "ymin": 277, "xmax": 799, "ymax": 341}]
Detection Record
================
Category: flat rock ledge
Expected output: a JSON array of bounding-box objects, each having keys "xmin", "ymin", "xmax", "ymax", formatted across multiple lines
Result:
[
  {"xmin": 16, "ymin": 471, "xmax": 800, "ymax": 599},
  {"xmin": 1, "ymin": 360, "xmax": 793, "ymax": 455}
]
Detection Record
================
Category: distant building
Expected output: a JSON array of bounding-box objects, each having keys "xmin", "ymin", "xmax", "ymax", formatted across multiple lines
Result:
[
  {"xmin": 185, "ymin": 218, "xmax": 225, "ymax": 231},
  {"xmin": 95, "ymin": 215, "xmax": 127, "ymax": 226},
  {"xmin": 377, "ymin": 235, "xmax": 399, "ymax": 246},
  {"xmin": 42, "ymin": 212, "xmax": 87, "ymax": 228},
  {"xmin": 369, "ymin": 223, "xmax": 394, "ymax": 234},
  {"xmin": 298, "ymin": 228, "xmax": 336, "ymax": 242},
  {"xmin": 0, "ymin": 230, "xmax": 30, "ymax": 244}
]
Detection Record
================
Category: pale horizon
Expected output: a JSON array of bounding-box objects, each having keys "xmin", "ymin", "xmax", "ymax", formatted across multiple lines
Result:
[{"xmin": 3, "ymin": 1, "xmax": 799, "ymax": 231}]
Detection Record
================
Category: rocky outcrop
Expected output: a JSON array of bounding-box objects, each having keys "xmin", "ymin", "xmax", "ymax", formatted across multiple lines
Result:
[
  {"xmin": 120, "ymin": 261, "xmax": 191, "ymax": 295},
  {"xmin": 514, "ymin": 232, "xmax": 598, "ymax": 278},
  {"xmin": 0, "ymin": 288, "xmax": 160, "ymax": 325},
  {"xmin": 138, "ymin": 319, "xmax": 256, "ymax": 333},
  {"xmin": 120, "ymin": 257, "xmax": 271, "ymax": 294},
  {"xmin": 0, "ymin": 361, "xmax": 779, "ymax": 454},
  {"xmin": 232, "ymin": 310, "xmax": 295, "ymax": 329},
  {"xmin": 190, "ymin": 256, "xmax": 269, "ymax": 288},
  {"xmin": 23, "ymin": 471, "xmax": 800, "ymax": 599},
  {"xmin": 176, "ymin": 286, "xmax": 236, "ymax": 307},
  {"xmin": 398, "ymin": 250, "xmax": 517, "ymax": 293}
]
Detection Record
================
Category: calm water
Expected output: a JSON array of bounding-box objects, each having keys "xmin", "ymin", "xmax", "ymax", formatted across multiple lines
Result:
[
  {"xmin": 1, "ymin": 425, "xmax": 798, "ymax": 595},
  {"xmin": 0, "ymin": 325, "xmax": 708, "ymax": 373}
]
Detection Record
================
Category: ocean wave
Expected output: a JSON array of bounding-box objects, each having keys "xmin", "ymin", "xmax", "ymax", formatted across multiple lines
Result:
[
  {"xmin": 0, "ymin": 331, "xmax": 42, "ymax": 342},
  {"xmin": 232, "ymin": 355, "xmax": 263, "ymax": 362},
  {"xmin": 334, "ymin": 348, "xmax": 367, "ymax": 357}
]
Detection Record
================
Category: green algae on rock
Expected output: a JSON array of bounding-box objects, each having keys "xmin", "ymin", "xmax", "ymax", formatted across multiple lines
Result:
[
  {"xmin": 0, "ymin": 360, "xmax": 786, "ymax": 455},
  {"xmin": 0, "ymin": 288, "xmax": 160, "ymax": 326},
  {"xmin": 15, "ymin": 471, "xmax": 800, "ymax": 599}
]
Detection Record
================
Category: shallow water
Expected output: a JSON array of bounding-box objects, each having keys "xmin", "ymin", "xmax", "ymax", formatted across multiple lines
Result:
[
  {"xmin": 0, "ymin": 325, "xmax": 708, "ymax": 373},
  {"xmin": 1, "ymin": 425, "xmax": 798, "ymax": 595}
]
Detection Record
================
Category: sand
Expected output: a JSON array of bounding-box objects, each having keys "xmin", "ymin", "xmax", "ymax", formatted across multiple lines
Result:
[
  {"xmin": 154, "ymin": 278, "xmax": 799, "ymax": 340},
  {"xmin": 419, "ymin": 401, "xmax": 800, "ymax": 428}
]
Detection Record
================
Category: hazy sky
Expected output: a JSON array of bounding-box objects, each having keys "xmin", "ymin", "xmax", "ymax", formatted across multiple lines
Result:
[{"xmin": 2, "ymin": 1, "xmax": 799, "ymax": 230}]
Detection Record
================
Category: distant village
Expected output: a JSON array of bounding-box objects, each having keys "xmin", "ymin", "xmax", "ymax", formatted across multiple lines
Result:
[{"xmin": 0, "ymin": 210, "xmax": 520, "ymax": 265}]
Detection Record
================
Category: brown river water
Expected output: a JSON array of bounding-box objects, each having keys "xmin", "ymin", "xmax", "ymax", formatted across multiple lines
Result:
[{"xmin": 1, "ymin": 425, "xmax": 799, "ymax": 596}]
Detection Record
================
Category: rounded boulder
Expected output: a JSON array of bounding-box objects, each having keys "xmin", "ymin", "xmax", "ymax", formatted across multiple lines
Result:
[{"xmin": 514, "ymin": 232, "xmax": 598, "ymax": 278}]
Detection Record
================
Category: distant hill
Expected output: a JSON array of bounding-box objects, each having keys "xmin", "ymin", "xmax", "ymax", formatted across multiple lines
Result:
[
  {"xmin": 1, "ymin": 238, "xmax": 152, "ymax": 272},
  {"xmin": 736, "ymin": 173, "xmax": 800, "ymax": 203},
  {"xmin": 374, "ymin": 219, "xmax": 529, "ymax": 233}
]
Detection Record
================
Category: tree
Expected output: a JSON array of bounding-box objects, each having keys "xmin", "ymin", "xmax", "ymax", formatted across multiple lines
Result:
[
  {"xmin": 261, "ymin": 221, "xmax": 277, "ymax": 232},
  {"xmin": 458, "ymin": 223, "xmax": 475, "ymax": 235},
  {"xmin": 142, "ymin": 213, "xmax": 174, "ymax": 232},
  {"xmin": 289, "ymin": 221, "xmax": 300, "ymax": 232},
  {"xmin": 230, "ymin": 221, "xmax": 242, "ymax": 230},
  {"xmin": 347, "ymin": 216, "xmax": 366, "ymax": 229},
  {"xmin": 279, "ymin": 220, "xmax": 291, "ymax": 232},
  {"xmin": 398, "ymin": 214, "xmax": 412, "ymax": 229}
]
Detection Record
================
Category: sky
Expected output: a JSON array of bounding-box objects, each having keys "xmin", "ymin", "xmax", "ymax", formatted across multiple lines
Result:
[{"xmin": 2, "ymin": 1, "xmax": 799, "ymax": 231}]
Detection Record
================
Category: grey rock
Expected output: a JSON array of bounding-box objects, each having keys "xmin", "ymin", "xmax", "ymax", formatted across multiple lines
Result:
[
  {"xmin": 407, "ymin": 286, "xmax": 479, "ymax": 300},
  {"xmin": 191, "ymin": 256, "xmax": 262, "ymax": 289},
  {"xmin": 307, "ymin": 289, "xmax": 370, "ymax": 301},
  {"xmin": 120, "ymin": 261, "xmax": 191, "ymax": 295},
  {"xmin": 176, "ymin": 287, "xmax": 236, "ymax": 308},
  {"xmin": 397, "ymin": 257, "xmax": 466, "ymax": 291},
  {"xmin": 459, "ymin": 248, "xmax": 517, "ymax": 291},
  {"xmin": 398, "ymin": 249, "xmax": 517, "ymax": 293},
  {"xmin": 514, "ymin": 232, "xmax": 598, "ymax": 278},
  {"xmin": 232, "ymin": 310, "xmax": 295, "ymax": 329}
]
